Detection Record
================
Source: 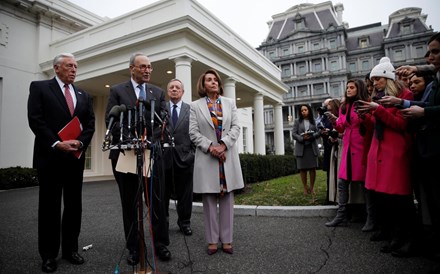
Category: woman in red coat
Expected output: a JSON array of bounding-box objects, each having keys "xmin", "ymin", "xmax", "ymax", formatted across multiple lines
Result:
[
  {"xmin": 356, "ymin": 57, "xmax": 417, "ymax": 255},
  {"xmin": 325, "ymin": 79, "xmax": 373, "ymax": 229}
]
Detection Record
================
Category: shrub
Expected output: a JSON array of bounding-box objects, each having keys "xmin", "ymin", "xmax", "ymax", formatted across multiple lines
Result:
[
  {"xmin": 0, "ymin": 166, "xmax": 38, "ymax": 190},
  {"xmin": 239, "ymin": 153, "xmax": 297, "ymax": 184}
]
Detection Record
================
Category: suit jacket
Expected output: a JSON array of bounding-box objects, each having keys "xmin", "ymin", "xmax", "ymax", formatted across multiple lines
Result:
[
  {"xmin": 27, "ymin": 78, "xmax": 95, "ymax": 169},
  {"xmin": 105, "ymin": 80, "xmax": 166, "ymax": 160},
  {"xmin": 292, "ymin": 118, "xmax": 320, "ymax": 157},
  {"xmin": 189, "ymin": 96, "xmax": 244, "ymax": 193},
  {"xmin": 163, "ymin": 101, "xmax": 195, "ymax": 169}
]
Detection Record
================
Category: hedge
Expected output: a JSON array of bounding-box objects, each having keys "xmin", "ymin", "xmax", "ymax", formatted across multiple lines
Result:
[
  {"xmin": 239, "ymin": 154, "xmax": 297, "ymax": 184},
  {"xmin": 0, "ymin": 166, "xmax": 38, "ymax": 190}
]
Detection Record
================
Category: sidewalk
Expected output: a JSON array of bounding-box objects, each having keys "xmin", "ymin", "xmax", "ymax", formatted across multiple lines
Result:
[{"xmin": 0, "ymin": 180, "xmax": 437, "ymax": 273}]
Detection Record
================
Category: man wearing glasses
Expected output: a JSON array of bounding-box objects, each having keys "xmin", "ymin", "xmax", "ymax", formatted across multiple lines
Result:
[{"xmin": 105, "ymin": 53, "xmax": 171, "ymax": 264}]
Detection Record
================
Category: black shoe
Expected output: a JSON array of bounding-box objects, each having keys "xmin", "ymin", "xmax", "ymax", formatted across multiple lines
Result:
[
  {"xmin": 127, "ymin": 250, "xmax": 139, "ymax": 266},
  {"xmin": 380, "ymin": 240, "xmax": 403, "ymax": 253},
  {"xmin": 370, "ymin": 230, "xmax": 389, "ymax": 242},
  {"xmin": 179, "ymin": 225, "xmax": 193, "ymax": 236},
  {"xmin": 62, "ymin": 252, "xmax": 84, "ymax": 265},
  {"xmin": 42, "ymin": 258, "xmax": 57, "ymax": 273},
  {"xmin": 392, "ymin": 242, "xmax": 420, "ymax": 258},
  {"xmin": 156, "ymin": 245, "xmax": 171, "ymax": 261}
]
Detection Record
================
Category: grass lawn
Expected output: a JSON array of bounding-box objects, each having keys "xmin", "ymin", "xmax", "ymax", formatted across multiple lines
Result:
[{"xmin": 235, "ymin": 169, "xmax": 329, "ymax": 206}]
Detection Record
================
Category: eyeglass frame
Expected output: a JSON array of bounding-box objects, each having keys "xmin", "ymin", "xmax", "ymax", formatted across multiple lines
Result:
[{"xmin": 132, "ymin": 64, "xmax": 153, "ymax": 71}]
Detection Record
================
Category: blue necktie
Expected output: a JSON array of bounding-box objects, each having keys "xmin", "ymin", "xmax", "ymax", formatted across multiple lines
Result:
[
  {"xmin": 138, "ymin": 84, "xmax": 146, "ymax": 101},
  {"xmin": 172, "ymin": 104, "xmax": 178, "ymax": 126}
]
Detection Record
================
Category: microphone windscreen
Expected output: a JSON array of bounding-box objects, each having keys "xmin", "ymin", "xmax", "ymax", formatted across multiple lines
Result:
[
  {"xmin": 119, "ymin": 104, "xmax": 127, "ymax": 113},
  {"xmin": 109, "ymin": 105, "xmax": 120, "ymax": 117}
]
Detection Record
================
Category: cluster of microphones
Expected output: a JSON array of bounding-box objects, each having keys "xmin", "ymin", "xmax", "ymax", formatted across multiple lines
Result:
[{"xmin": 102, "ymin": 99, "xmax": 169, "ymax": 151}]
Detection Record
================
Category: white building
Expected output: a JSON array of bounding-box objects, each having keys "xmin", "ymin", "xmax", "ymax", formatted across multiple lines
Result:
[{"xmin": 0, "ymin": 0, "xmax": 288, "ymax": 180}]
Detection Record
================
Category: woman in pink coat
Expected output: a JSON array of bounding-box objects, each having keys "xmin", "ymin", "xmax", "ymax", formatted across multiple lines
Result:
[
  {"xmin": 325, "ymin": 79, "xmax": 372, "ymax": 229},
  {"xmin": 356, "ymin": 57, "xmax": 416, "ymax": 255}
]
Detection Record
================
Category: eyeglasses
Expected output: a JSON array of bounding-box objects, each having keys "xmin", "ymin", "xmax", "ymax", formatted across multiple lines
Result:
[
  {"xmin": 426, "ymin": 48, "xmax": 440, "ymax": 56},
  {"xmin": 133, "ymin": 65, "xmax": 153, "ymax": 71}
]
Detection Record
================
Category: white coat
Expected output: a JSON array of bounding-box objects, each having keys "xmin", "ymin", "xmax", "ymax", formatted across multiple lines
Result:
[{"xmin": 189, "ymin": 96, "xmax": 244, "ymax": 194}]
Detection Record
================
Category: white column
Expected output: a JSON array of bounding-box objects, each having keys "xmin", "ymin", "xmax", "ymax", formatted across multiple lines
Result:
[
  {"xmin": 223, "ymin": 77, "xmax": 236, "ymax": 99},
  {"xmin": 174, "ymin": 56, "xmax": 193, "ymax": 103},
  {"xmin": 253, "ymin": 93, "xmax": 265, "ymax": 155},
  {"xmin": 274, "ymin": 103, "xmax": 284, "ymax": 155}
]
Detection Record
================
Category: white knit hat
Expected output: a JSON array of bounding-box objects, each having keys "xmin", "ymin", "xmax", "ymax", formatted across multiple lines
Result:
[{"xmin": 370, "ymin": 57, "xmax": 395, "ymax": 80}]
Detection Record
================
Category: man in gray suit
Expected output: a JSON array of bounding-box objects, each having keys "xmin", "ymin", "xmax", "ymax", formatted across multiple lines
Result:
[
  {"xmin": 163, "ymin": 79, "xmax": 195, "ymax": 236},
  {"xmin": 105, "ymin": 53, "xmax": 170, "ymax": 264}
]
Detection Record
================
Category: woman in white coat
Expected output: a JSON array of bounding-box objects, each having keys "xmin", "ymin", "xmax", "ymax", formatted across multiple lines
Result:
[{"xmin": 189, "ymin": 69, "xmax": 244, "ymax": 255}]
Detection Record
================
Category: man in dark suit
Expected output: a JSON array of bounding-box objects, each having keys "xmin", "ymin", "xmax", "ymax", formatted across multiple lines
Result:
[
  {"xmin": 105, "ymin": 52, "xmax": 170, "ymax": 264},
  {"xmin": 27, "ymin": 53, "xmax": 95, "ymax": 273},
  {"xmin": 163, "ymin": 79, "xmax": 195, "ymax": 236}
]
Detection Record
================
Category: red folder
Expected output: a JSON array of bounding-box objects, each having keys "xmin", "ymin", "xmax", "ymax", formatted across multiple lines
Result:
[{"xmin": 58, "ymin": 116, "xmax": 83, "ymax": 159}]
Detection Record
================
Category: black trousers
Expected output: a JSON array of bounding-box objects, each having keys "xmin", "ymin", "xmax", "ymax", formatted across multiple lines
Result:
[
  {"xmin": 37, "ymin": 158, "xmax": 84, "ymax": 260},
  {"xmin": 112, "ymin": 146, "xmax": 169, "ymax": 252},
  {"xmin": 164, "ymin": 161, "xmax": 193, "ymax": 227}
]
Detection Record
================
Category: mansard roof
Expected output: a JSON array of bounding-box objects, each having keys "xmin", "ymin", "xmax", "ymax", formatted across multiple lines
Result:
[{"xmin": 265, "ymin": 1, "xmax": 341, "ymax": 42}]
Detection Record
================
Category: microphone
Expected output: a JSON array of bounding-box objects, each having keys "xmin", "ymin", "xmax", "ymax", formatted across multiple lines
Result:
[
  {"xmin": 119, "ymin": 104, "xmax": 127, "ymax": 142},
  {"xmin": 104, "ymin": 105, "xmax": 121, "ymax": 140},
  {"xmin": 150, "ymin": 99, "xmax": 155, "ymax": 126},
  {"xmin": 127, "ymin": 106, "xmax": 133, "ymax": 138}
]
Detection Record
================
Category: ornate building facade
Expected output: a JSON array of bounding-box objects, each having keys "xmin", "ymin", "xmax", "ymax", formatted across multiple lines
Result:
[{"xmin": 257, "ymin": 1, "xmax": 435, "ymax": 153}]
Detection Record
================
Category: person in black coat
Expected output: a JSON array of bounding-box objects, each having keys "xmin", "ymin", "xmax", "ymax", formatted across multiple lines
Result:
[
  {"xmin": 163, "ymin": 79, "xmax": 195, "ymax": 236},
  {"xmin": 105, "ymin": 52, "xmax": 170, "ymax": 264},
  {"xmin": 27, "ymin": 53, "xmax": 95, "ymax": 273}
]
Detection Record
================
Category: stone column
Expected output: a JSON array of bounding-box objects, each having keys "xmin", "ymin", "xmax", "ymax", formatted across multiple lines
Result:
[
  {"xmin": 274, "ymin": 102, "xmax": 285, "ymax": 155},
  {"xmin": 223, "ymin": 77, "xmax": 236, "ymax": 99},
  {"xmin": 174, "ymin": 56, "xmax": 193, "ymax": 103},
  {"xmin": 253, "ymin": 93, "xmax": 265, "ymax": 155}
]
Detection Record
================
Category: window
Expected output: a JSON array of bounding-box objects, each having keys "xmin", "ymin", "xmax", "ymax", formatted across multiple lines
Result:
[
  {"xmin": 264, "ymin": 110, "xmax": 274, "ymax": 125},
  {"xmin": 282, "ymin": 65, "xmax": 291, "ymax": 77},
  {"xmin": 394, "ymin": 49, "xmax": 404, "ymax": 61},
  {"xmin": 361, "ymin": 60, "xmax": 369, "ymax": 71},
  {"xmin": 85, "ymin": 145, "xmax": 92, "ymax": 170},
  {"xmin": 329, "ymin": 39, "xmax": 337, "ymax": 49},
  {"xmin": 330, "ymin": 60, "xmax": 338, "ymax": 71},
  {"xmin": 296, "ymin": 43, "xmax": 305, "ymax": 53},
  {"xmin": 298, "ymin": 85, "xmax": 307, "ymax": 97},
  {"xmin": 349, "ymin": 62, "xmax": 356, "ymax": 72},
  {"xmin": 285, "ymin": 86, "xmax": 294, "ymax": 98},
  {"xmin": 297, "ymin": 62, "xmax": 306, "ymax": 75},
  {"xmin": 330, "ymin": 83, "xmax": 341, "ymax": 97},
  {"xmin": 282, "ymin": 48, "xmax": 290, "ymax": 56},
  {"xmin": 359, "ymin": 38, "xmax": 368, "ymax": 48},
  {"xmin": 242, "ymin": 127, "xmax": 248, "ymax": 153},
  {"xmin": 268, "ymin": 51, "xmax": 276, "ymax": 59},
  {"xmin": 296, "ymin": 20, "xmax": 305, "ymax": 30},
  {"xmin": 312, "ymin": 42, "xmax": 320, "ymax": 50},
  {"xmin": 313, "ymin": 83, "xmax": 324, "ymax": 95},
  {"xmin": 415, "ymin": 46, "xmax": 425, "ymax": 58},
  {"xmin": 401, "ymin": 24, "xmax": 411, "ymax": 35},
  {"xmin": 314, "ymin": 62, "xmax": 322, "ymax": 72}
]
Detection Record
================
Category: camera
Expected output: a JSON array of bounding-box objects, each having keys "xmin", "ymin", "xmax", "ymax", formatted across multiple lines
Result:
[
  {"xmin": 317, "ymin": 106, "xmax": 327, "ymax": 115},
  {"xmin": 329, "ymin": 129, "xmax": 339, "ymax": 139},
  {"xmin": 372, "ymin": 93, "xmax": 384, "ymax": 102}
]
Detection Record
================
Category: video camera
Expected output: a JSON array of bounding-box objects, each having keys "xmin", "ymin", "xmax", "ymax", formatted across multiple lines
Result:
[{"xmin": 317, "ymin": 106, "xmax": 327, "ymax": 115}]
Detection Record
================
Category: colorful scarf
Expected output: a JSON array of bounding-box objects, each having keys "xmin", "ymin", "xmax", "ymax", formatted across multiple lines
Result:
[{"xmin": 206, "ymin": 96, "xmax": 227, "ymax": 195}]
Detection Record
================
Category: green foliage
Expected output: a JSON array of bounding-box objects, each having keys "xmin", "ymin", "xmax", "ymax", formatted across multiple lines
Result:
[
  {"xmin": 0, "ymin": 166, "xmax": 38, "ymax": 190},
  {"xmin": 235, "ymin": 169, "xmax": 327, "ymax": 206},
  {"xmin": 239, "ymin": 154, "xmax": 297, "ymax": 184}
]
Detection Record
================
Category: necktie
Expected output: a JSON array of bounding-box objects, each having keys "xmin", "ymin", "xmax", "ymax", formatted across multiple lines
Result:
[
  {"xmin": 138, "ymin": 84, "xmax": 146, "ymax": 101},
  {"xmin": 64, "ymin": 84, "xmax": 74, "ymax": 116},
  {"xmin": 172, "ymin": 104, "xmax": 178, "ymax": 126}
]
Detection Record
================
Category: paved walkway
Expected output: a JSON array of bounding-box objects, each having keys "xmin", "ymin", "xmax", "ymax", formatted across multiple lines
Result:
[{"xmin": 0, "ymin": 181, "xmax": 438, "ymax": 273}]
